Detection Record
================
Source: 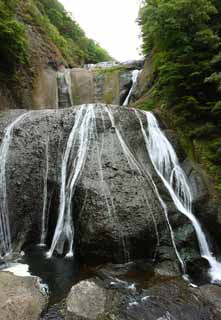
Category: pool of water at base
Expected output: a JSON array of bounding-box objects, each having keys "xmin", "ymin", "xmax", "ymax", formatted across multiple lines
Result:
[{"xmin": 22, "ymin": 245, "xmax": 93, "ymax": 306}]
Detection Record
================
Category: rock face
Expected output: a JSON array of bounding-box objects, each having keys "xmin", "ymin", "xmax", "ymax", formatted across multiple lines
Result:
[
  {"xmin": 0, "ymin": 104, "xmax": 214, "ymax": 272},
  {"xmin": 0, "ymin": 272, "xmax": 46, "ymax": 320},
  {"xmin": 69, "ymin": 67, "xmax": 133, "ymax": 106},
  {"xmin": 70, "ymin": 68, "xmax": 95, "ymax": 105},
  {"xmin": 0, "ymin": 22, "xmax": 63, "ymax": 111},
  {"xmin": 130, "ymin": 53, "xmax": 154, "ymax": 106},
  {"xmin": 64, "ymin": 266, "xmax": 221, "ymax": 320},
  {"xmin": 32, "ymin": 67, "xmax": 58, "ymax": 109}
]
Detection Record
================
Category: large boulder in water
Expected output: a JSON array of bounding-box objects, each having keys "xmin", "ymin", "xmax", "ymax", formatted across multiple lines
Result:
[{"xmin": 0, "ymin": 104, "xmax": 205, "ymax": 267}]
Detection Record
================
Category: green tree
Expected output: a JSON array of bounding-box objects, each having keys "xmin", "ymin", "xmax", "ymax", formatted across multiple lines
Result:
[{"xmin": 139, "ymin": 0, "xmax": 221, "ymax": 190}]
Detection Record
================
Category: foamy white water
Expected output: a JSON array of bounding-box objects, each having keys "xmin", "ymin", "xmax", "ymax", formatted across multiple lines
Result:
[
  {"xmin": 2, "ymin": 263, "xmax": 31, "ymax": 277},
  {"xmin": 134, "ymin": 110, "xmax": 185, "ymax": 270}
]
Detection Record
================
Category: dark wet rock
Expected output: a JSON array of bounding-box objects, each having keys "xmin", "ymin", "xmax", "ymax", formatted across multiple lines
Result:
[
  {"xmin": 94, "ymin": 260, "xmax": 155, "ymax": 289},
  {"xmin": 164, "ymin": 129, "xmax": 187, "ymax": 162},
  {"xmin": 64, "ymin": 272, "xmax": 221, "ymax": 320},
  {"xmin": 41, "ymin": 305, "xmax": 64, "ymax": 320},
  {"xmin": 180, "ymin": 160, "xmax": 221, "ymax": 255},
  {"xmin": 182, "ymin": 159, "xmax": 209, "ymax": 204},
  {"xmin": 186, "ymin": 257, "xmax": 210, "ymax": 284},
  {"xmin": 0, "ymin": 272, "xmax": 47, "ymax": 320}
]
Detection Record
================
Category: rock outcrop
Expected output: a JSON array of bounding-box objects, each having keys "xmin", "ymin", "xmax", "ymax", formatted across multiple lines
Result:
[
  {"xmin": 0, "ymin": 104, "xmax": 212, "ymax": 274},
  {"xmin": 63, "ymin": 262, "xmax": 221, "ymax": 320},
  {"xmin": 0, "ymin": 272, "xmax": 46, "ymax": 320},
  {"xmin": 69, "ymin": 67, "xmax": 133, "ymax": 106}
]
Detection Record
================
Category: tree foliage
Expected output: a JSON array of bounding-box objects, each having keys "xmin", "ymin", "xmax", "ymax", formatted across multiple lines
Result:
[
  {"xmin": 139, "ymin": 0, "xmax": 221, "ymax": 109},
  {"xmin": 0, "ymin": 0, "xmax": 28, "ymax": 73},
  {"xmin": 37, "ymin": 0, "xmax": 111, "ymax": 64},
  {"xmin": 0, "ymin": 0, "xmax": 111, "ymax": 74},
  {"xmin": 139, "ymin": 0, "xmax": 221, "ymax": 190}
]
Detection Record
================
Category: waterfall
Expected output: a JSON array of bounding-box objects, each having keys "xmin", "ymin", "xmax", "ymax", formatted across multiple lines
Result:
[
  {"xmin": 105, "ymin": 107, "xmax": 165, "ymax": 264},
  {"xmin": 137, "ymin": 110, "xmax": 221, "ymax": 283},
  {"xmin": 47, "ymin": 104, "xmax": 96, "ymax": 258},
  {"xmin": 39, "ymin": 136, "xmax": 49, "ymax": 246},
  {"xmin": 48, "ymin": 104, "xmax": 132, "ymax": 259},
  {"xmin": 64, "ymin": 69, "xmax": 73, "ymax": 106},
  {"xmin": 47, "ymin": 104, "xmax": 161, "ymax": 261},
  {"xmin": 0, "ymin": 113, "xmax": 27, "ymax": 257},
  {"xmin": 57, "ymin": 69, "xmax": 73, "ymax": 109},
  {"xmin": 123, "ymin": 70, "xmax": 139, "ymax": 106}
]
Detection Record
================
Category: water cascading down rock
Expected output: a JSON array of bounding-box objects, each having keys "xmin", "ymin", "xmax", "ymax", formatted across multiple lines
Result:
[
  {"xmin": 0, "ymin": 112, "xmax": 27, "ymax": 257},
  {"xmin": 0, "ymin": 104, "xmax": 220, "ymax": 283},
  {"xmin": 135, "ymin": 110, "xmax": 221, "ymax": 283}
]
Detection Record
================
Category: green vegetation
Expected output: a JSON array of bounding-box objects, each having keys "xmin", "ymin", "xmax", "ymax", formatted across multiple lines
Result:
[
  {"xmin": 35, "ymin": 0, "xmax": 111, "ymax": 65},
  {"xmin": 139, "ymin": 0, "xmax": 221, "ymax": 191},
  {"xmin": 0, "ymin": 0, "xmax": 28, "ymax": 73},
  {"xmin": 0, "ymin": 0, "xmax": 111, "ymax": 75}
]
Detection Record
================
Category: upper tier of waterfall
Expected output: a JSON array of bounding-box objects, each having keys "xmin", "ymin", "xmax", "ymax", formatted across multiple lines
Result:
[{"xmin": 123, "ymin": 70, "xmax": 140, "ymax": 106}]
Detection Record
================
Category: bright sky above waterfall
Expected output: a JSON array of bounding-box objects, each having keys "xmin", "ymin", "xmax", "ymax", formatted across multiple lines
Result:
[{"xmin": 59, "ymin": 0, "xmax": 143, "ymax": 62}]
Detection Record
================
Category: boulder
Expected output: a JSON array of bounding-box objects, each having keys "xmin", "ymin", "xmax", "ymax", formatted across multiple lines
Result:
[
  {"xmin": 0, "ymin": 272, "xmax": 46, "ymax": 320},
  {"xmin": 66, "ymin": 280, "xmax": 106, "ymax": 319},
  {"xmin": 0, "ymin": 105, "xmax": 209, "ymax": 268},
  {"xmin": 64, "ymin": 270, "xmax": 221, "ymax": 320}
]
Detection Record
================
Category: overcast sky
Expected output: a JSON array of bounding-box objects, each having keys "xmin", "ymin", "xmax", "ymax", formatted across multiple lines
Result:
[{"xmin": 59, "ymin": 0, "xmax": 143, "ymax": 62}]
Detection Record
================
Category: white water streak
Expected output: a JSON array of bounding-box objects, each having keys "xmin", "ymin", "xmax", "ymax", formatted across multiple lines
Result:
[
  {"xmin": 64, "ymin": 69, "xmax": 74, "ymax": 106},
  {"xmin": 106, "ymin": 107, "xmax": 160, "ymax": 262},
  {"xmin": 139, "ymin": 110, "xmax": 221, "ymax": 282},
  {"xmin": 123, "ymin": 70, "xmax": 139, "ymax": 106},
  {"xmin": 135, "ymin": 110, "xmax": 185, "ymax": 271},
  {"xmin": 40, "ymin": 136, "xmax": 49, "ymax": 246},
  {"xmin": 47, "ymin": 105, "xmax": 95, "ymax": 258},
  {"xmin": 0, "ymin": 113, "xmax": 27, "ymax": 258}
]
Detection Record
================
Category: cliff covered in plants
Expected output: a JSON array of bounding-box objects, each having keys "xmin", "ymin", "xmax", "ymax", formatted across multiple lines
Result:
[
  {"xmin": 136, "ymin": 0, "xmax": 221, "ymax": 192},
  {"xmin": 0, "ymin": 0, "xmax": 111, "ymax": 109}
]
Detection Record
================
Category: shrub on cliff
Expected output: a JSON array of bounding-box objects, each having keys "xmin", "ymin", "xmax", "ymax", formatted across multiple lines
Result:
[
  {"xmin": 0, "ymin": 0, "xmax": 28, "ymax": 73},
  {"xmin": 37, "ymin": 0, "xmax": 111, "ymax": 64}
]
